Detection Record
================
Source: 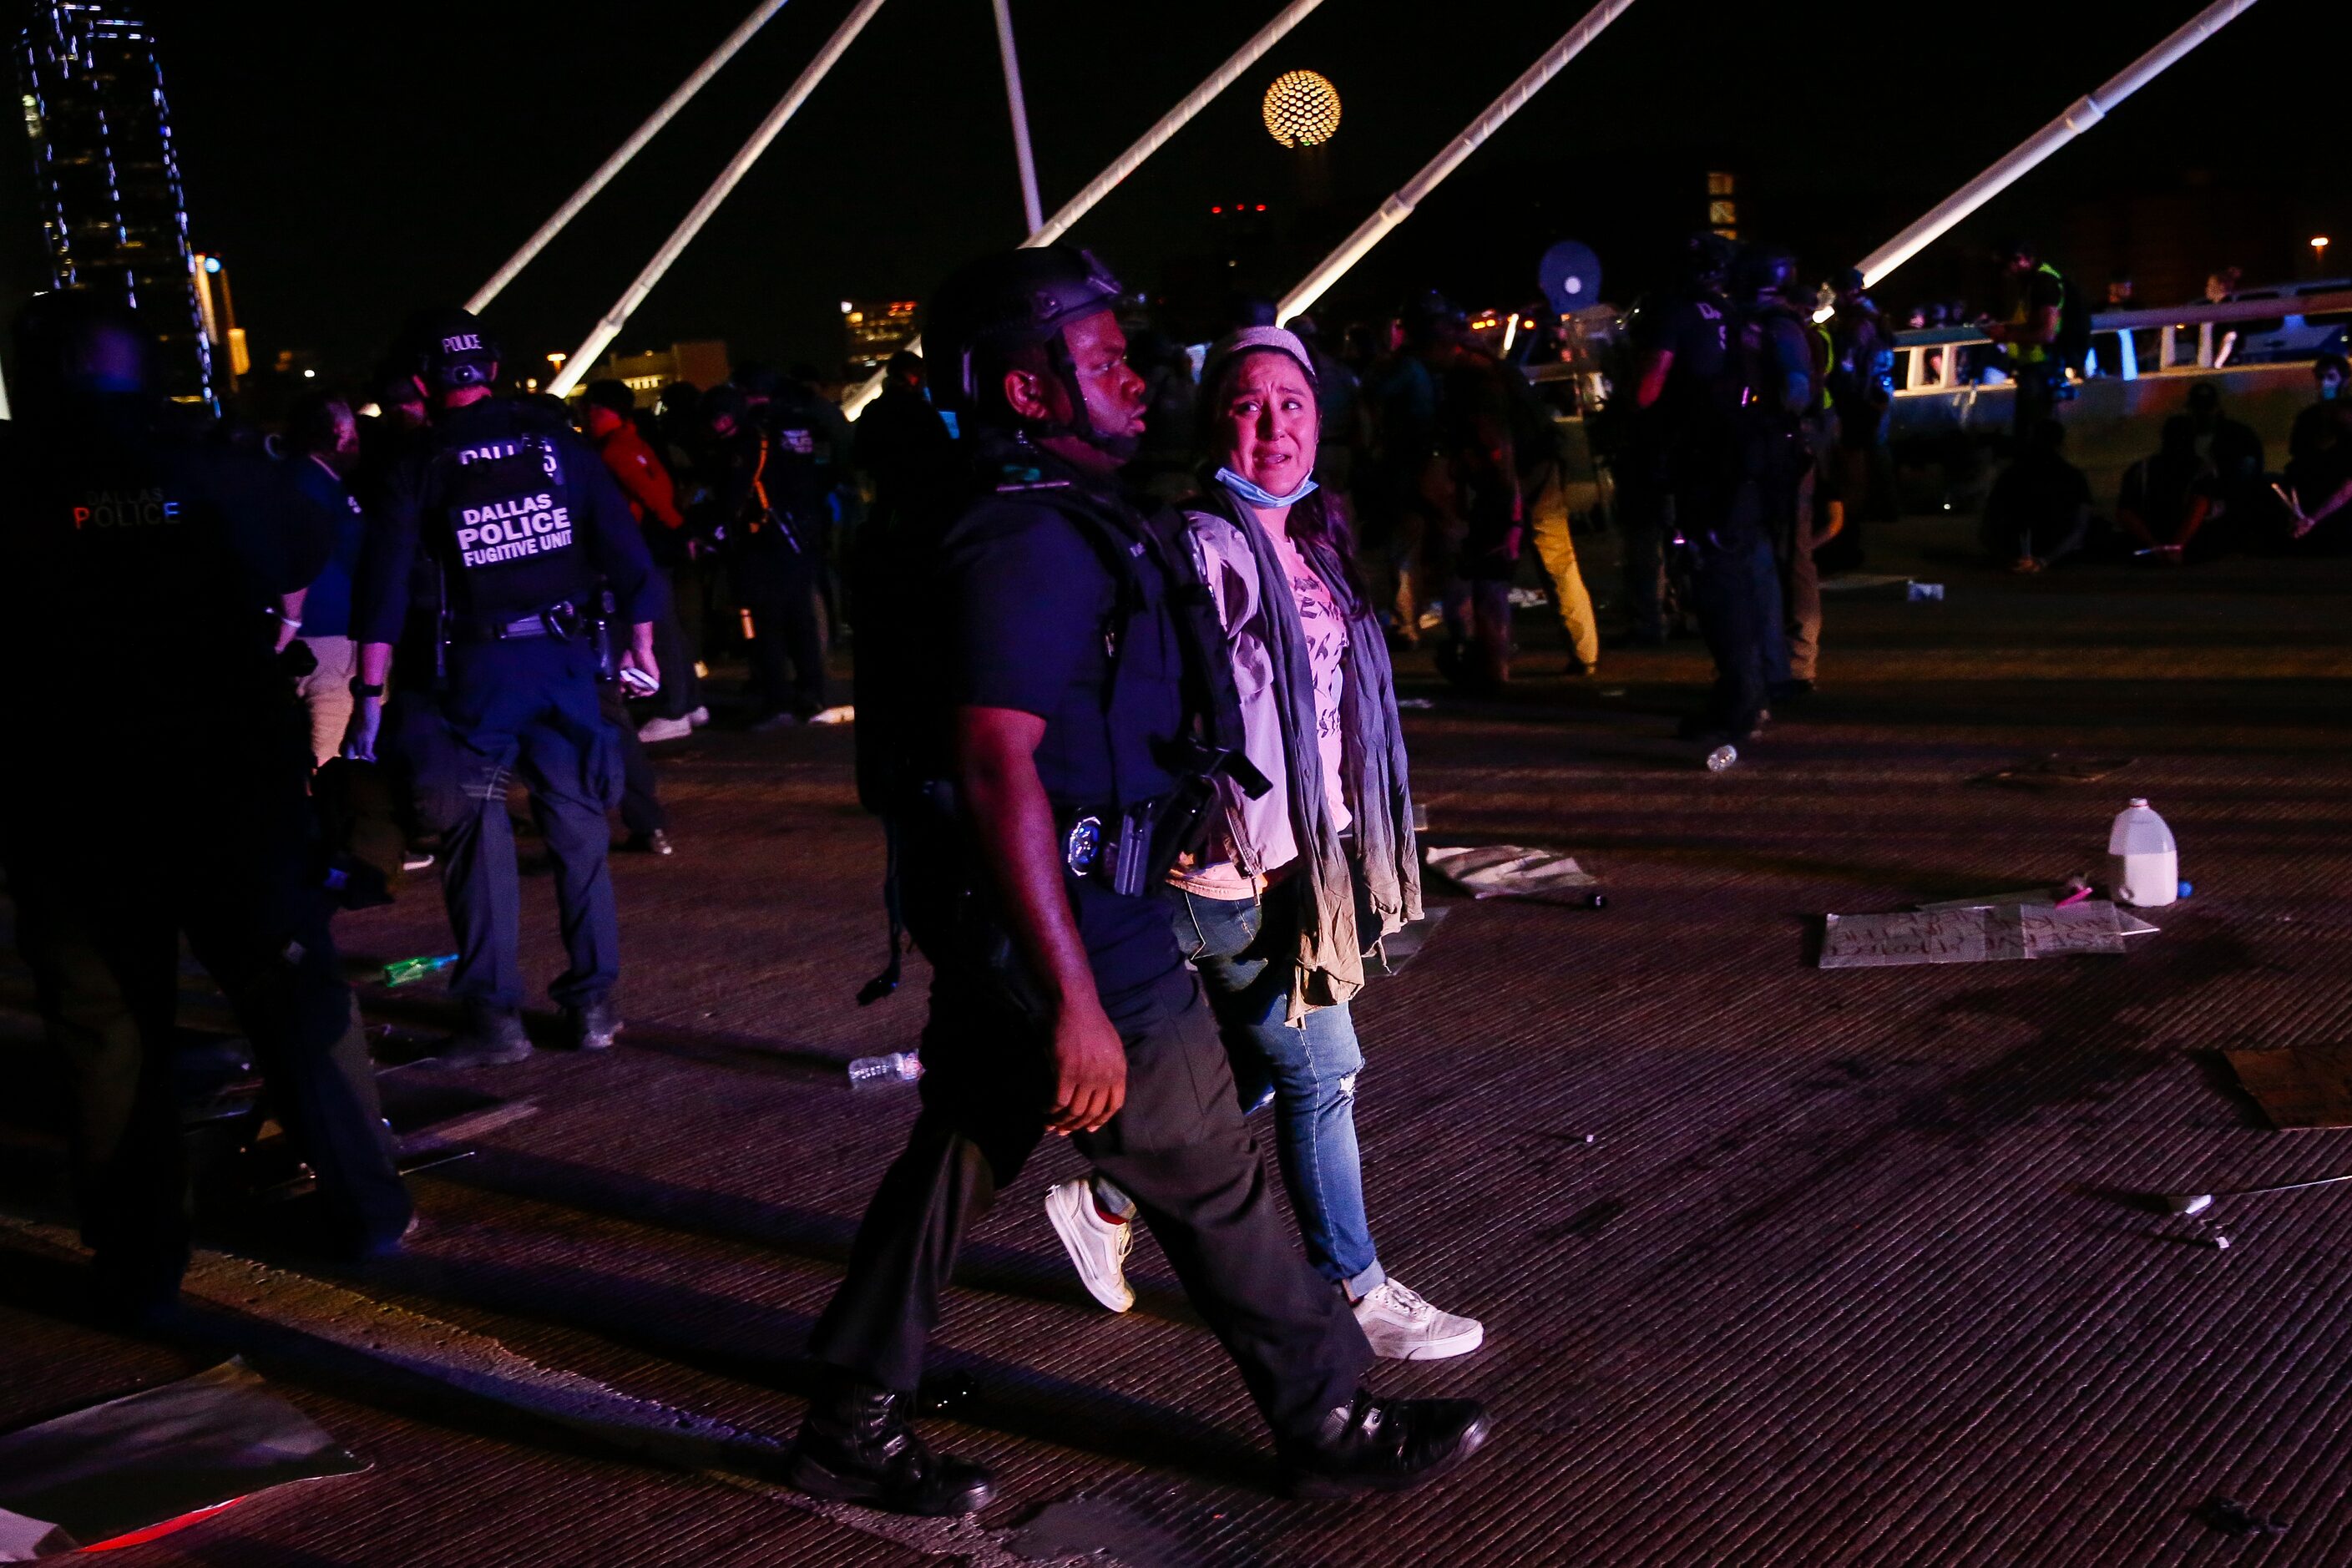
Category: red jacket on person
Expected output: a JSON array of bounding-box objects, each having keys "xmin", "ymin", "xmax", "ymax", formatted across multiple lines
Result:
[{"xmin": 594, "ymin": 421, "xmax": 683, "ymax": 529}]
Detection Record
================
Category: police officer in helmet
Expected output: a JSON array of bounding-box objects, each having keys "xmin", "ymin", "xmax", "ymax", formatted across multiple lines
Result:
[
  {"xmin": 1640, "ymin": 239, "xmax": 1803, "ymax": 748},
  {"xmin": 0, "ymin": 291, "xmax": 412, "ymax": 1320},
  {"xmin": 792, "ymin": 245, "xmax": 1490, "ymax": 1515},
  {"xmin": 345, "ymin": 309, "xmax": 666, "ymax": 1066}
]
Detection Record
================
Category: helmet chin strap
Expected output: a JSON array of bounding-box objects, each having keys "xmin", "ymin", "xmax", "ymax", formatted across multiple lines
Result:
[{"xmin": 1036, "ymin": 330, "xmax": 1141, "ymax": 463}]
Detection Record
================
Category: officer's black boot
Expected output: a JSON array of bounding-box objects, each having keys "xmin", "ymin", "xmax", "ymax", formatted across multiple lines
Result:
[
  {"xmin": 786, "ymin": 1375, "xmax": 994, "ymax": 1516},
  {"xmin": 1279, "ymin": 1390, "xmax": 1491, "ymax": 1498},
  {"xmin": 430, "ymin": 1000, "xmax": 533, "ymax": 1070},
  {"xmin": 569, "ymin": 997, "xmax": 622, "ymax": 1051},
  {"xmin": 85, "ymin": 1250, "xmax": 185, "ymax": 1333}
]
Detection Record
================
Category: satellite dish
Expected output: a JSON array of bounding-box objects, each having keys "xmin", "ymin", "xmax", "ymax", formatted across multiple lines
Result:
[{"xmin": 1539, "ymin": 240, "xmax": 1603, "ymax": 316}]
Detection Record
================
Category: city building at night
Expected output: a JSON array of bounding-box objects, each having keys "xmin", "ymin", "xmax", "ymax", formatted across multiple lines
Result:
[
  {"xmin": 17, "ymin": 3, "xmax": 215, "ymax": 403},
  {"xmin": 841, "ymin": 298, "xmax": 917, "ymax": 378},
  {"xmin": 567, "ymin": 339, "xmax": 730, "ymax": 404}
]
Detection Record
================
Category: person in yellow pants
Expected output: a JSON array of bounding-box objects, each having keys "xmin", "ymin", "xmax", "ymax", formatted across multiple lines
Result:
[{"xmin": 1527, "ymin": 468, "xmax": 1601, "ymax": 675}]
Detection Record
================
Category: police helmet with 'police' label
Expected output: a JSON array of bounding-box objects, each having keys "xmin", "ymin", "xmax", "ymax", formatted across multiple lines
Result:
[{"xmin": 407, "ymin": 307, "xmax": 503, "ymax": 392}]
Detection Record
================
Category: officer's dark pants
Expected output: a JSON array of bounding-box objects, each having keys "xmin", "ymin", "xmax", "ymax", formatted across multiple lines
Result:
[
  {"xmin": 808, "ymin": 878, "xmax": 1371, "ymax": 1444},
  {"xmin": 734, "ymin": 553, "xmax": 827, "ymax": 720},
  {"xmin": 397, "ymin": 639, "xmax": 623, "ymax": 1010},
  {"xmin": 3, "ymin": 730, "xmax": 410, "ymax": 1291},
  {"xmin": 1681, "ymin": 484, "xmax": 1781, "ymax": 734},
  {"xmin": 596, "ymin": 680, "xmax": 666, "ymax": 837},
  {"xmin": 650, "ymin": 599, "xmax": 701, "ymax": 721},
  {"xmin": 670, "ymin": 558, "xmax": 711, "ymax": 669},
  {"xmin": 1614, "ymin": 468, "xmax": 1670, "ymax": 641}
]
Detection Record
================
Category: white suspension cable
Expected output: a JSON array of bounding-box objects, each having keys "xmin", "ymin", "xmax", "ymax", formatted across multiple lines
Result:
[
  {"xmin": 842, "ymin": 0, "xmax": 1332, "ymax": 417},
  {"xmin": 550, "ymin": 0, "xmax": 890, "ymax": 397},
  {"xmin": 991, "ymin": 0, "xmax": 1045, "ymax": 235},
  {"xmin": 468, "ymin": 0, "xmax": 797, "ymax": 313},
  {"xmin": 1858, "ymin": 0, "xmax": 2263, "ymax": 288}
]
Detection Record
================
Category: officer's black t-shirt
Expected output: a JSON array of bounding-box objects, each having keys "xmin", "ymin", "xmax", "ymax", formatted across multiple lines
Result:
[
  {"xmin": 1657, "ymin": 293, "xmax": 1730, "ymax": 386},
  {"xmin": 2, "ymin": 416, "xmax": 331, "ymax": 752},
  {"xmin": 1648, "ymin": 292, "xmax": 1732, "ymax": 442},
  {"xmin": 354, "ymin": 397, "xmax": 664, "ymax": 647},
  {"xmin": 940, "ymin": 498, "xmax": 1183, "ymax": 813},
  {"xmin": 932, "ymin": 465, "xmax": 1188, "ymax": 987},
  {"xmin": 1643, "ymin": 291, "xmax": 1738, "ymax": 500}
]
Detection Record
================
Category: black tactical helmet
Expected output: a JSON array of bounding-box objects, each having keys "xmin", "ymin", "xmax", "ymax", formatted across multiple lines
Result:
[
  {"xmin": 925, "ymin": 245, "xmax": 1132, "ymax": 417},
  {"xmin": 1732, "ymin": 245, "xmax": 1799, "ymax": 304},
  {"xmin": 407, "ymin": 306, "xmax": 502, "ymax": 391},
  {"xmin": 1682, "ymin": 231, "xmax": 1737, "ymax": 290}
]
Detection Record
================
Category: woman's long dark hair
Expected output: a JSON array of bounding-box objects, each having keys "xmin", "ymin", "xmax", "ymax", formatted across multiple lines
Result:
[{"xmin": 1194, "ymin": 347, "xmax": 1369, "ymax": 610}]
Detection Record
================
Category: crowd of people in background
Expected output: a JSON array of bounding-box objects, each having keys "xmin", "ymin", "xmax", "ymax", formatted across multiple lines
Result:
[
  {"xmin": 220, "ymin": 232, "xmax": 2352, "ymax": 800},
  {"xmin": 13, "ymin": 205, "xmax": 2352, "ymax": 1519}
]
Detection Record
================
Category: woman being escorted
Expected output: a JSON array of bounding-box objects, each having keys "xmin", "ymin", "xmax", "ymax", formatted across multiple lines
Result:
[{"xmin": 1046, "ymin": 327, "xmax": 1481, "ymax": 1360}]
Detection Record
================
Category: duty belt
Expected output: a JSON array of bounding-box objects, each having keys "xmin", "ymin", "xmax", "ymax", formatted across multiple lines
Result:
[
  {"xmin": 462, "ymin": 601, "xmax": 586, "ymax": 643},
  {"xmin": 1058, "ymin": 798, "xmax": 1163, "ymax": 898}
]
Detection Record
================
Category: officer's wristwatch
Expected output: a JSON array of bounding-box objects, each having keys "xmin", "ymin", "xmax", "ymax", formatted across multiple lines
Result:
[{"xmin": 350, "ymin": 680, "xmax": 386, "ymax": 699}]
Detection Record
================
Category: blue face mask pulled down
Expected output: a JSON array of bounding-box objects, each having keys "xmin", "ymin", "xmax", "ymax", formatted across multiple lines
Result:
[{"xmin": 1216, "ymin": 465, "xmax": 1318, "ymax": 510}]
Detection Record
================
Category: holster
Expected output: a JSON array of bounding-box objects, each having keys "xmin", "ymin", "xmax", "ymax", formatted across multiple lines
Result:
[{"xmin": 590, "ymin": 613, "xmax": 618, "ymax": 682}]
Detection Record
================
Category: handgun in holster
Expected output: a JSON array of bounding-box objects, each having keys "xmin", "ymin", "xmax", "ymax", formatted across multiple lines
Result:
[
  {"xmin": 584, "ymin": 591, "xmax": 620, "ymax": 682},
  {"xmin": 1119, "ymin": 737, "xmax": 1275, "ymax": 897}
]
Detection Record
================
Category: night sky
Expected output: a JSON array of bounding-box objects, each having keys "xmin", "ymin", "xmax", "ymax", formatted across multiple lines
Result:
[{"xmin": 75, "ymin": 0, "xmax": 2352, "ymax": 381}]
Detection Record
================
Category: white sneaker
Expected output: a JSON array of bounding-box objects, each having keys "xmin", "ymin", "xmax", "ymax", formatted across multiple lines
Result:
[
  {"xmin": 636, "ymin": 715, "xmax": 693, "ymax": 744},
  {"xmin": 1351, "ymin": 1278, "xmax": 1482, "ymax": 1360},
  {"xmin": 1044, "ymin": 1177, "xmax": 1134, "ymax": 1313},
  {"xmin": 686, "ymin": 706, "xmax": 711, "ymax": 728}
]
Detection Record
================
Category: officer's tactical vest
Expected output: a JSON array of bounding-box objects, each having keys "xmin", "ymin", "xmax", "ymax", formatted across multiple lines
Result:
[
  {"xmin": 427, "ymin": 417, "xmax": 597, "ymax": 627},
  {"xmin": 852, "ymin": 452, "xmax": 1243, "ymax": 821}
]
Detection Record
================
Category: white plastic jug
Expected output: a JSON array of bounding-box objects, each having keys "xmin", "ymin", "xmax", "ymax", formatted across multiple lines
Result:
[{"xmin": 2108, "ymin": 798, "xmax": 2178, "ymax": 908}]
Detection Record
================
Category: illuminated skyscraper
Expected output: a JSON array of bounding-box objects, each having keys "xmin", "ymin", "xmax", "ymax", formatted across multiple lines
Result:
[
  {"xmin": 841, "ymin": 299, "xmax": 918, "ymax": 379},
  {"xmin": 17, "ymin": 3, "xmax": 214, "ymax": 402}
]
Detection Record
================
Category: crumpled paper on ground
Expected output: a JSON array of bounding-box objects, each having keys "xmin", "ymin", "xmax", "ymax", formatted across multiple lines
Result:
[{"xmin": 1424, "ymin": 844, "xmax": 1596, "ymax": 899}]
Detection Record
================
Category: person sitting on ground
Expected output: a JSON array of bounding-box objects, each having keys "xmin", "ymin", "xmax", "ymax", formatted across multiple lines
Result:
[
  {"xmin": 2289, "ymin": 354, "xmax": 2349, "ymax": 473},
  {"xmin": 2117, "ymin": 415, "xmax": 2219, "ymax": 565},
  {"xmin": 2282, "ymin": 385, "xmax": 2352, "ymax": 555},
  {"xmin": 1044, "ymin": 326, "xmax": 1483, "ymax": 1361},
  {"xmin": 1981, "ymin": 418, "xmax": 2091, "ymax": 573},
  {"xmin": 2183, "ymin": 381, "xmax": 2264, "ymax": 537}
]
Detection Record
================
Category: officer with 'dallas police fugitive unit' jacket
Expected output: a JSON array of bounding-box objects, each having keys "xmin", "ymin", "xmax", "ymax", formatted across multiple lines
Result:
[{"xmin": 344, "ymin": 309, "xmax": 667, "ymax": 1068}]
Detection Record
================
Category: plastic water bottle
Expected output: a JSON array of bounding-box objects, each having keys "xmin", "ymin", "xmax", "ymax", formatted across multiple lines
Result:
[
  {"xmin": 383, "ymin": 953, "xmax": 458, "ymax": 986},
  {"xmin": 1907, "ymin": 582, "xmax": 1946, "ymax": 603},
  {"xmin": 847, "ymin": 1050, "xmax": 922, "ymax": 1090},
  {"xmin": 1705, "ymin": 745, "xmax": 1738, "ymax": 772},
  {"xmin": 2108, "ymin": 798, "xmax": 2178, "ymax": 908}
]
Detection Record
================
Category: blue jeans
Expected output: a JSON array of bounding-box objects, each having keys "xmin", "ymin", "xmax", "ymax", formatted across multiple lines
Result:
[{"xmin": 1097, "ymin": 881, "xmax": 1384, "ymax": 1297}]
